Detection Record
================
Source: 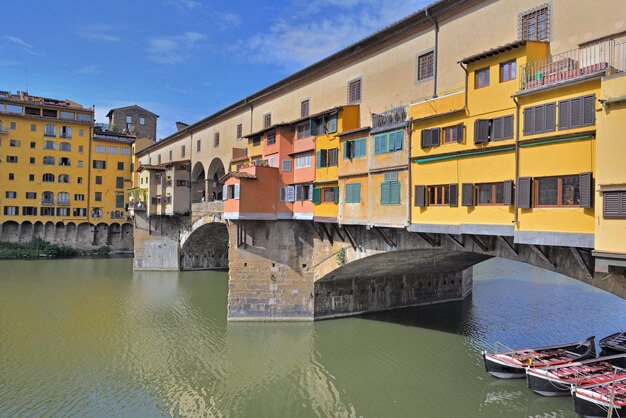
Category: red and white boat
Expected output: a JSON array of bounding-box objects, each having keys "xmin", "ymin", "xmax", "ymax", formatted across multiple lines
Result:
[{"xmin": 573, "ymin": 375, "xmax": 626, "ymax": 418}]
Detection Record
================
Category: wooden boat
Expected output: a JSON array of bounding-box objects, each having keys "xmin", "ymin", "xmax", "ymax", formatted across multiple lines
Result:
[
  {"xmin": 482, "ymin": 336, "xmax": 595, "ymax": 379},
  {"xmin": 573, "ymin": 375, "xmax": 626, "ymax": 418},
  {"xmin": 600, "ymin": 331, "xmax": 626, "ymax": 355},
  {"xmin": 526, "ymin": 354, "xmax": 626, "ymax": 396}
]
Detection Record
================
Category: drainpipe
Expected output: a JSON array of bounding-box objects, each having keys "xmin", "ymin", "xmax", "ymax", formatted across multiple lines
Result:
[
  {"xmin": 189, "ymin": 131, "xmax": 193, "ymax": 217},
  {"xmin": 513, "ymin": 97, "xmax": 521, "ymax": 226},
  {"xmin": 426, "ymin": 8, "xmax": 439, "ymax": 98},
  {"xmin": 406, "ymin": 118, "xmax": 413, "ymax": 227},
  {"xmin": 459, "ymin": 62, "xmax": 469, "ymax": 110}
]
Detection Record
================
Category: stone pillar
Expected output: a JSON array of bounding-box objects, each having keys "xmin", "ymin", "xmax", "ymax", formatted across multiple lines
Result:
[{"xmin": 133, "ymin": 213, "xmax": 182, "ymax": 270}]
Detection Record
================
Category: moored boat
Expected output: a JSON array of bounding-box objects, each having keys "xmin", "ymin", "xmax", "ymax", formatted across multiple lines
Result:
[
  {"xmin": 573, "ymin": 375, "xmax": 626, "ymax": 418},
  {"xmin": 600, "ymin": 331, "xmax": 626, "ymax": 356},
  {"xmin": 482, "ymin": 336, "xmax": 595, "ymax": 379},
  {"xmin": 526, "ymin": 353, "xmax": 626, "ymax": 397}
]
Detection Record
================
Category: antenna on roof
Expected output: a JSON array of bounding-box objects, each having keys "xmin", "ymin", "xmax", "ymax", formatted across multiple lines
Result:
[{"xmin": 24, "ymin": 68, "xmax": 28, "ymax": 94}]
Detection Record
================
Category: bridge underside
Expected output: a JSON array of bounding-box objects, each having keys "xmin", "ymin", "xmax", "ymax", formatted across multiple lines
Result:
[{"xmin": 180, "ymin": 223, "xmax": 228, "ymax": 270}]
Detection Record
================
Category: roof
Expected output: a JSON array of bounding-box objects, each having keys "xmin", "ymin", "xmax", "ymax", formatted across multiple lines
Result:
[
  {"xmin": 459, "ymin": 40, "xmax": 529, "ymax": 64},
  {"xmin": 220, "ymin": 171, "xmax": 257, "ymax": 182},
  {"xmin": 338, "ymin": 126, "xmax": 371, "ymax": 137},
  {"xmin": 137, "ymin": 0, "xmax": 470, "ymax": 156},
  {"xmin": 244, "ymin": 106, "xmax": 344, "ymax": 139},
  {"xmin": 106, "ymin": 105, "xmax": 159, "ymax": 118},
  {"xmin": 136, "ymin": 164, "xmax": 166, "ymax": 172}
]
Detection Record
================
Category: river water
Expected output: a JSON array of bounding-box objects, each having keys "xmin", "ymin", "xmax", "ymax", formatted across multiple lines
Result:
[{"xmin": 0, "ymin": 257, "xmax": 624, "ymax": 417}]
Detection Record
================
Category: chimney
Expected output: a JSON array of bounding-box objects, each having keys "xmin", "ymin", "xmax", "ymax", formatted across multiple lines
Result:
[{"xmin": 176, "ymin": 122, "xmax": 189, "ymax": 131}]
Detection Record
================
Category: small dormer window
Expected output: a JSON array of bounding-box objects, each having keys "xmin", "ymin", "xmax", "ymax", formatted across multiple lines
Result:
[{"xmin": 475, "ymin": 67, "xmax": 490, "ymax": 89}]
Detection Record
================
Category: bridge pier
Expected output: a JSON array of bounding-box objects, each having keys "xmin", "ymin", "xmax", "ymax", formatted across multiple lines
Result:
[{"xmin": 133, "ymin": 212, "xmax": 185, "ymax": 271}]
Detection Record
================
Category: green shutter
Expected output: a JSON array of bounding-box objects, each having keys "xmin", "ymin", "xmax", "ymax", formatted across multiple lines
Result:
[
  {"xmin": 327, "ymin": 114, "xmax": 338, "ymax": 133},
  {"xmin": 333, "ymin": 186, "xmax": 339, "ymax": 204},
  {"xmin": 343, "ymin": 142, "xmax": 349, "ymax": 160},
  {"xmin": 390, "ymin": 181, "xmax": 401, "ymax": 204},
  {"xmin": 380, "ymin": 182, "xmax": 390, "ymax": 204},
  {"xmin": 354, "ymin": 183, "xmax": 361, "ymax": 203},
  {"xmin": 316, "ymin": 151, "xmax": 321, "ymax": 168},
  {"xmin": 312, "ymin": 188, "xmax": 321, "ymax": 204}
]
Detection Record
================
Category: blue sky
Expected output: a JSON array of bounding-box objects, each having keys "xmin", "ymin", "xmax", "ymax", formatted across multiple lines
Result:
[{"xmin": 0, "ymin": 0, "xmax": 429, "ymax": 139}]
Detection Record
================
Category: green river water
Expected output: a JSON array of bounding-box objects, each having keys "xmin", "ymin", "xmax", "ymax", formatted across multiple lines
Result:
[{"xmin": 0, "ymin": 257, "xmax": 624, "ymax": 417}]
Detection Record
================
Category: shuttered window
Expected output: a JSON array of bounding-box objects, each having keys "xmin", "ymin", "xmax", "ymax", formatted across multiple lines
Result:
[
  {"xmin": 347, "ymin": 78, "xmax": 361, "ymax": 104},
  {"xmin": 476, "ymin": 182, "xmax": 505, "ymax": 205},
  {"xmin": 474, "ymin": 120, "xmax": 490, "ymax": 144},
  {"xmin": 381, "ymin": 172, "xmax": 400, "ymax": 205},
  {"xmin": 603, "ymin": 191, "xmax": 626, "ymax": 219},
  {"xmin": 559, "ymin": 94, "xmax": 595, "ymax": 130},
  {"xmin": 414, "ymin": 185, "xmax": 426, "ymax": 207},
  {"xmin": 462, "ymin": 183, "xmax": 475, "ymax": 207},
  {"xmin": 421, "ymin": 128, "xmax": 440, "ymax": 148},
  {"xmin": 427, "ymin": 185, "xmax": 449, "ymax": 206},
  {"xmin": 327, "ymin": 148, "xmax": 339, "ymax": 166},
  {"xmin": 280, "ymin": 186, "xmax": 296, "ymax": 202},
  {"xmin": 312, "ymin": 188, "xmax": 321, "ymax": 204},
  {"xmin": 534, "ymin": 173, "xmax": 591, "ymax": 207},
  {"xmin": 327, "ymin": 114, "xmax": 338, "ymax": 133},
  {"xmin": 295, "ymin": 185, "xmax": 305, "ymax": 201},
  {"xmin": 443, "ymin": 124, "xmax": 464, "ymax": 144},
  {"xmin": 344, "ymin": 138, "xmax": 366, "ymax": 159},
  {"xmin": 266, "ymin": 131, "xmax": 276, "ymax": 145},
  {"xmin": 517, "ymin": 177, "xmax": 532, "ymax": 209},
  {"xmin": 316, "ymin": 149, "xmax": 328, "ymax": 168},
  {"xmin": 449, "ymin": 184, "xmax": 458, "ymax": 207},
  {"xmin": 375, "ymin": 130, "xmax": 403, "ymax": 154},
  {"xmin": 474, "ymin": 116, "xmax": 513, "ymax": 143},
  {"xmin": 300, "ymin": 100, "xmax": 309, "ymax": 118},
  {"xmin": 523, "ymin": 103, "xmax": 556, "ymax": 135},
  {"xmin": 282, "ymin": 160, "xmax": 292, "ymax": 172},
  {"xmin": 345, "ymin": 183, "xmax": 361, "ymax": 204}
]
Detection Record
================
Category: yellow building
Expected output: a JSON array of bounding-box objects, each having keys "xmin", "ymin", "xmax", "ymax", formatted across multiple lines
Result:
[{"xmin": 0, "ymin": 91, "xmax": 93, "ymax": 224}]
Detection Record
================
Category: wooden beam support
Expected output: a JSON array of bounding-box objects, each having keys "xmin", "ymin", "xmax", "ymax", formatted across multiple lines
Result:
[
  {"xmin": 447, "ymin": 234, "xmax": 465, "ymax": 250},
  {"xmin": 376, "ymin": 227, "xmax": 397, "ymax": 248},
  {"xmin": 343, "ymin": 225, "xmax": 358, "ymax": 251},
  {"xmin": 417, "ymin": 232, "xmax": 439, "ymax": 247},
  {"xmin": 332, "ymin": 224, "xmax": 344, "ymax": 242},
  {"xmin": 305, "ymin": 220, "xmax": 322, "ymax": 241},
  {"xmin": 529, "ymin": 244, "xmax": 555, "ymax": 268},
  {"xmin": 498, "ymin": 235, "xmax": 518, "ymax": 256},
  {"xmin": 570, "ymin": 247, "xmax": 593, "ymax": 279},
  {"xmin": 320, "ymin": 222, "xmax": 333, "ymax": 245},
  {"xmin": 469, "ymin": 235, "xmax": 489, "ymax": 252}
]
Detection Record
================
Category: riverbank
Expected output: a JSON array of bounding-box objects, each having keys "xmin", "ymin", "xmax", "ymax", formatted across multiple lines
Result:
[{"xmin": 0, "ymin": 238, "xmax": 110, "ymax": 259}]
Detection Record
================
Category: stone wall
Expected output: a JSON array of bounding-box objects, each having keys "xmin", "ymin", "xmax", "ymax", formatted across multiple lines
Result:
[
  {"xmin": 0, "ymin": 221, "xmax": 133, "ymax": 251},
  {"xmin": 110, "ymin": 107, "xmax": 157, "ymax": 140},
  {"xmin": 133, "ymin": 213, "xmax": 183, "ymax": 270}
]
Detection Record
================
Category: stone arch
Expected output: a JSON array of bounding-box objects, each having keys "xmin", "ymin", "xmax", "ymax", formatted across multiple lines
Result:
[
  {"xmin": 206, "ymin": 157, "xmax": 226, "ymax": 201},
  {"xmin": 77, "ymin": 222, "xmax": 92, "ymax": 243},
  {"xmin": 19, "ymin": 221, "xmax": 33, "ymax": 242},
  {"xmin": 94, "ymin": 222, "xmax": 109, "ymax": 246},
  {"xmin": 44, "ymin": 221, "xmax": 55, "ymax": 241},
  {"xmin": 65, "ymin": 222, "xmax": 77, "ymax": 244},
  {"xmin": 33, "ymin": 221, "xmax": 45, "ymax": 239},
  {"xmin": 1, "ymin": 221, "xmax": 19, "ymax": 242},
  {"xmin": 54, "ymin": 221, "xmax": 65, "ymax": 242},
  {"xmin": 180, "ymin": 222, "xmax": 229, "ymax": 270},
  {"xmin": 191, "ymin": 161, "xmax": 206, "ymax": 203}
]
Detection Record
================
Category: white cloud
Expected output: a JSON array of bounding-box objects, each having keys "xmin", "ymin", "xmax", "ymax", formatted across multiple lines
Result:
[
  {"xmin": 3, "ymin": 35, "xmax": 40, "ymax": 55},
  {"xmin": 146, "ymin": 31, "xmax": 208, "ymax": 64},
  {"xmin": 0, "ymin": 59, "xmax": 20, "ymax": 66},
  {"xmin": 78, "ymin": 24, "xmax": 122, "ymax": 43},
  {"xmin": 240, "ymin": 0, "xmax": 429, "ymax": 69},
  {"xmin": 76, "ymin": 65, "xmax": 102, "ymax": 75},
  {"xmin": 164, "ymin": 0, "xmax": 201, "ymax": 10}
]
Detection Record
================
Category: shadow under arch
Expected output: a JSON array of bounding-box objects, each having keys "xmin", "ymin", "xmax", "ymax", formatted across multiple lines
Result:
[
  {"xmin": 206, "ymin": 158, "xmax": 225, "ymax": 201},
  {"xmin": 180, "ymin": 222, "xmax": 229, "ymax": 270},
  {"xmin": 191, "ymin": 161, "xmax": 206, "ymax": 203}
]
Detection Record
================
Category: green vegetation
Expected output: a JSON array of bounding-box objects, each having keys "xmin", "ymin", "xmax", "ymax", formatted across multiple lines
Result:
[
  {"xmin": 0, "ymin": 238, "xmax": 109, "ymax": 259},
  {"xmin": 336, "ymin": 247, "xmax": 347, "ymax": 266}
]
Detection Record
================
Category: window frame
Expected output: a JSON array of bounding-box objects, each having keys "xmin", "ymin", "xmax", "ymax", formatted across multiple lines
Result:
[
  {"xmin": 534, "ymin": 175, "xmax": 581, "ymax": 208},
  {"xmin": 475, "ymin": 182, "xmax": 505, "ymax": 206},
  {"xmin": 500, "ymin": 59, "xmax": 517, "ymax": 82},
  {"xmin": 427, "ymin": 185, "xmax": 450, "ymax": 206},
  {"xmin": 416, "ymin": 50, "xmax": 435, "ymax": 82},
  {"xmin": 347, "ymin": 78, "xmax": 362, "ymax": 104},
  {"xmin": 475, "ymin": 67, "xmax": 490, "ymax": 89}
]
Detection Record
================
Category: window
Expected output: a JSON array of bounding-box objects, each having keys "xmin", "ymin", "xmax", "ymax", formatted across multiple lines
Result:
[
  {"xmin": 59, "ymin": 142, "xmax": 71, "ymax": 151},
  {"xmin": 44, "ymin": 124, "xmax": 56, "ymax": 137},
  {"xmin": 327, "ymin": 114, "xmax": 337, "ymax": 134},
  {"xmin": 6, "ymin": 105, "xmax": 21, "ymax": 114},
  {"xmin": 327, "ymin": 148, "xmax": 338, "ymax": 166},
  {"xmin": 294, "ymin": 154, "xmax": 311, "ymax": 169},
  {"xmin": 282, "ymin": 159, "xmax": 292, "ymax": 172},
  {"xmin": 60, "ymin": 111, "xmax": 74, "ymax": 120},
  {"xmin": 73, "ymin": 208, "xmax": 86, "ymax": 217},
  {"xmin": 5, "ymin": 191, "xmax": 16, "ymax": 199},
  {"xmin": 95, "ymin": 192, "xmax": 102, "ymax": 202},
  {"xmin": 301, "ymin": 99, "xmax": 310, "ymax": 117},
  {"xmin": 79, "ymin": 129, "xmax": 84, "ymax": 137},
  {"xmin": 474, "ymin": 115, "xmax": 514, "ymax": 143},
  {"xmin": 381, "ymin": 171, "xmax": 401, "ymax": 205},
  {"xmin": 30, "ymin": 124, "xmax": 36, "ymax": 132},
  {"xmin": 95, "ymin": 145, "xmax": 106, "ymax": 153},
  {"xmin": 42, "ymin": 109, "xmax": 57, "ymax": 117},
  {"xmin": 426, "ymin": 185, "xmax": 449, "ymax": 206},
  {"xmin": 26, "ymin": 192, "xmax": 37, "ymax": 199},
  {"xmin": 8, "ymin": 173, "xmax": 14, "ymax": 180},
  {"xmin": 96, "ymin": 176, "xmax": 103, "ymax": 185},
  {"xmin": 60, "ymin": 126, "xmax": 72, "ymax": 138},
  {"xmin": 43, "ymin": 140, "xmax": 56, "ymax": 150},
  {"xmin": 55, "ymin": 207, "xmax": 69, "ymax": 217},
  {"xmin": 181, "ymin": 145, "xmax": 186, "ymax": 158},
  {"xmin": 59, "ymin": 157, "xmax": 70, "ymax": 166},
  {"xmin": 42, "ymin": 191, "xmax": 54, "ymax": 204},
  {"xmin": 345, "ymin": 183, "xmax": 361, "ymax": 204},
  {"xmin": 500, "ymin": 60, "xmax": 517, "ymax": 82},
  {"xmin": 41, "ymin": 207, "xmax": 54, "ymax": 216},
  {"xmin": 3, "ymin": 206, "xmax": 18, "ymax": 215},
  {"xmin": 475, "ymin": 67, "xmax": 490, "ymax": 89},
  {"xmin": 536, "ymin": 175, "xmax": 580, "ymax": 207},
  {"xmin": 476, "ymin": 183, "xmax": 505, "ymax": 205},
  {"xmin": 421, "ymin": 128, "xmax": 441, "ymax": 148},
  {"xmin": 266, "ymin": 131, "xmax": 275, "ymax": 145},
  {"xmin": 520, "ymin": 5, "xmax": 550, "ymax": 41},
  {"xmin": 344, "ymin": 138, "xmax": 367, "ymax": 159},
  {"xmin": 29, "ymin": 174, "xmax": 34, "ymax": 181},
  {"xmin": 116, "ymin": 195, "xmax": 125, "ymax": 208},
  {"xmin": 347, "ymin": 78, "xmax": 361, "ymax": 104},
  {"xmin": 280, "ymin": 186, "xmax": 295, "ymax": 202},
  {"xmin": 603, "ymin": 191, "xmax": 626, "ymax": 219},
  {"xmin": 120, "ymin": 147, "xmax": 130, "ymax": 155},
  {"xmin": 9, "ymin": 139, "xmax": 20, "ymax": 147},
  {"xmin": 117, "ymin": 162, "xmax": 124, "ymax": 170},
  {"xmin": 77, "ymin": 113, "xmax": 91, "ymax": 122},
  {"xmin": 29, "ymin": 157, "xmax": 35, "ymax": 164},
  {"xmin": 57, "ymin": 192, "xmax": 70, "ymax": 205},
  {"xmin": 374, "ymin": 130, "xmax": 403, "ymax": 154},
  {"xmin": 176, "ymin": 180, "xmax": 187, "ymax": 187},
  {"xmin": 197, "ymin": 139, "xmax": 201, "ymax": 152},
  {"xmin": 443, "ymin": 124, "xmax": 464, "ymax": 144},
  {"xmin": 559, "ymin": 94, "xmax": 596, "ymax": 130},
  {"xmin": 77, "ymin": 161, "xmax": 83, "ymax": 168},
  {"xmin": 108, "ymin": 146, "xmax": 118, "ymax": 154},
  {"xmin": 237, "ymin": 124, "xmax": 243, "ymax": 139},
  {"xmin": 323, "ymin": 187, "xmax": 336, "ymax": 203},
  {"xmin": 524, "ymin": 102, "xmax": 556, "ymax": 135},
  {"xmin": 116, "ymin": 177, "xmax": 124, "ymax": 189},
  {"xmin": 58, "ymin": 174, "xmax": 70, "ymax": 183},
  {"xmin": 22, "ymin": 207, "xmax": 37, "ymax": 216},
  {"xmin": 43, "ymin": 156, "xmax": 55, "ymax": 165},
  {"xmin": 30, "ymin": 141, "xmax": 36, "ymax": 149},
  {"xmin": 252, "ymin": 136, "xmax": 261, "ymax": 146},
  {"xmin": 417, "ymin": 51, "xmax": 434, "ymax": 81},
  {"xmin": 168, "ymin": 150, "xmax": 172, "ymax": 161},
  {"xmin": 316, "ymin": 149, "xmax": 327, "ymax": 168},
  {"xmin": 74, "ymin": 194, "xmax": 85, "ymax": 201},
  {"xmin": 294, "ymin": 184, "xmax": 311, "ymax": 201},
  {"xmin": 214, "ymin": 132, "xmax": 220, "ymax": 147},
  {"xmin": 297, "ymin": 122, "xmax": 311, "ymax": 139},
  {"xmin": 93, "ymin": 160, "xmax": 106, "ymax": 169},
  {"xmin": 158, "ymin": 154, "xmax": 162, "ymax": 164},
  {"xmin": 42, "ymin": 173, "xmax": 55, "ymax": 182},
  {"xmin": 77, "ymin": 177, "xmax": 83, "ymax": 184},
  {"xmin": 139, "ymin": 117, "xmax": 145, "ymax": 125},
  {"xmin": 263, "ymin": 113, "xmax": 271, "ymax": 128},
  {"xmin": 126, "ymin": 115, "xmax": 132, "ymax": 124}
]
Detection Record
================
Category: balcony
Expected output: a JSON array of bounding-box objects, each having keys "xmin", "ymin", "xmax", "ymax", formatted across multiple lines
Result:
[
  {"xmin": 520, "ymin": 40, "xmax": 626, "ymax": 92},
  {"xmin": 41, "ymin": 200, "xmax": 54, "ymax": 206},
  {"xmin": 60, "ymin": 133, "xmax": 72, "ymax": 139},
  {"xmin": 127, "ymin": 187, "xmax": 148, "ymax": 212},
  {"xmin": 0, "ymin": 126, "xmax": 7, "ymax": 135}
]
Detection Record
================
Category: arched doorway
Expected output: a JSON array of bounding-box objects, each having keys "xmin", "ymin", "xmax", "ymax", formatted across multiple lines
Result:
[
  {"xmin": 191, "ymin": 162, "xmax": 206, "ymax": 203},
  {"xmin": 207, "ymin": 158, "xmax": 225, "ymax": 201}
]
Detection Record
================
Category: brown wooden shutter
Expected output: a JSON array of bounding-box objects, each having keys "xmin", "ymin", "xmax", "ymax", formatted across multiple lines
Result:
[
  {"xmin": 559, "ymin": 99, "xmax": 570, "ymax": 130},
  {"xmin": 503, "ymin": 180, "xmax": 514, "ymax": 205},
  {"xmin": 455, "ymin": 123, "xmax": 464, "ymax": 142},
  {"xmin": 545, "ymin": 103, "xmax": 556, "ymax": 132},
  {"xmin": 571, "ymin": 97, "xmax": 582, "ymax": 127},
  {"xmin": 583, "ymin": 94, "xmax": 595, "ymax": 126},
  {"xmin": 517, "ymin": 177, "xmax": 532, "ymax": 209},
  {"xmin": 579, "ymin": 172, "xmax": 592, "ymax": 208},
  {"xmin": 524, "ymin": 107, "xmax": 534, "ymax": 135},
  {"xmin": 535, "ymin": 105, "xmax": 545, "ymax": 133},
  {"xmin": 414, "ymin": 185, "xmax": 425, "ymax": 207},
  {"xmin": 431, "ymin": 128, "xmax": 441, "ymax": 146},
  {"xmin": 492, "ymin": 117, "xmax": 503, "ymax": 141},
  {"xmin": 449, "ymin": 183, "xmax": 458, "ymax": 207},
  {"xmin": 421, "ymin": 129, "xmax": 431, "ymax": 148},
  {"xmin": 462, "ymin": 183, "xmax": 474, "ymax": 206},
  {"xmin": 603, "ymin": 192, "xmax": 624, "ymax": 218},
  {"xmin": 474, "ymin": 120, "xmax": 489, "ymax": 144}
]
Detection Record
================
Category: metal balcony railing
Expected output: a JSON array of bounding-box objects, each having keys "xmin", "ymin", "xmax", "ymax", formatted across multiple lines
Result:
[{"xmin": 520, "ymin": 40, "xmax": 625, "ymax": 91}]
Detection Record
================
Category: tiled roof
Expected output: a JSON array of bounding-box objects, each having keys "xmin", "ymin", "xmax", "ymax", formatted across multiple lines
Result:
[
  {"xmin": 220, "ymin": 171, "xmax": 257, "ymax": 181},
  {"xmin": 459, "ymin": 40, "xmax": 529, "ymax": 64}
]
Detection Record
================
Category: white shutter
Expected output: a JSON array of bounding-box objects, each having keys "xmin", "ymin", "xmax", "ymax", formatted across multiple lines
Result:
[
  {"xmin": 222, "ymin": 185, "xmax": 228, "ymax": 200},
  {"xmin": 286, "ymin": 185, "xmax": 295, "ymax": 202},
  {"xmin": 308, "ymin": 184, "xmax": 313, "ymax": 200},
  {"xmin": 234, "ymin": 184, "xmax": 240, "ymax": 200}
]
